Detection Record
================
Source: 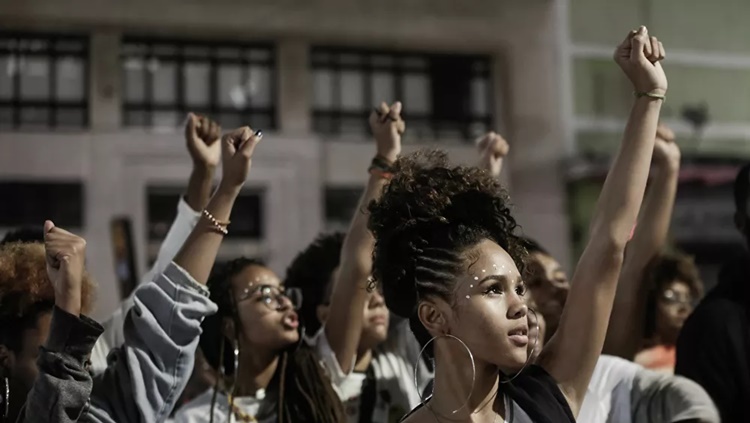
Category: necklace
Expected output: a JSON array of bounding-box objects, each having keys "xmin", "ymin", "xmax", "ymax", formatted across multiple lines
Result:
[
  {"xmin": 226, "ymin": 394, "xmax": 258, "ymax": 423},
  {"xmin": 426, "ymin": 393, "xmax": 504, "ymax": 423}
]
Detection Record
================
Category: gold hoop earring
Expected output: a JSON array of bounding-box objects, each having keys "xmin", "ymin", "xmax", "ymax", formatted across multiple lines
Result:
[
  {"xmin": 500, "ymin": 307, "xmax": 538, "ymax": 384},
  {"xmin": 414, "ymin": 333, "xmax": 476, "ymax": 416}
]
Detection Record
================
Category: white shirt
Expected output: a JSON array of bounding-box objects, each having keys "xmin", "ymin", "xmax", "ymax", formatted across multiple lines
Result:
[
  {"xmin": 174, "ymin": 388, "xmax": 275, "ymax": 423},
  {"xmin": 309, "ymin": 319, "xmax": 432, "ymax": 423},
  {"xmin": 578, "ymin": 355, "xmax": 719, "ymax": 423}
]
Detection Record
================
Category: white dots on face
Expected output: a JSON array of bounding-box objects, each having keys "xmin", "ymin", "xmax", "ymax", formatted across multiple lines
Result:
[
  {"xmin": 465, "ymin": 295, "xmax": 471, "ymax": 299},
  {"xmin": 469, "ymin": 284, "xmax": 474, "ymax": 288},
  {"xmin": 474, "ymin": 276, "xmax": 479, "ymax": 281},
  {"xmin": 482, "ymin": 269, "xmax": 486, "ymax": 273}
]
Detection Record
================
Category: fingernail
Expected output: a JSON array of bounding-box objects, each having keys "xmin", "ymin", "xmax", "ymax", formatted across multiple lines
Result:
[
  {"xmin": 254, "ymin": 129, "xmax": 263, "ymax": 139},
  {"xmin": 639, "ymin": 25, "xmax": 647, "ymax": 34}
]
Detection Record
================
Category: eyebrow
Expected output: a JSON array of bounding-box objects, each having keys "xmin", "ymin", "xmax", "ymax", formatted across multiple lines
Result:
[{"xmin": 477, "ymin": 274, "xmax": 522, "ymax": 286}]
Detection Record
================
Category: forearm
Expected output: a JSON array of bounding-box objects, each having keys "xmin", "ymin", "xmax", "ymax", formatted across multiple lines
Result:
[
  {"xmin": 605, "ymin": 163, "xmax": 679, "ymax": 357},
  {"xmin": 589, "ymin": 98, "xmax": 662, "ymax": 251},
  {"xmin": 326, "ymin": 174, "xmax": 388, "ymax": 371},
  {"xmin": 185, "ymin": 165, "xmax": 215, "ymax": 212},
  {"xmin": 173, "ymin": 184, "xmax": 240, "ymax": 285}
]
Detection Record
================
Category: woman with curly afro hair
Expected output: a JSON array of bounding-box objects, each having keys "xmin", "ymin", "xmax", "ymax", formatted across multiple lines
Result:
[
  {"xmin": 369, "ymin": 27, "xmax": 669, "ymax": 422},
  {"xmin": 0, "ymin": 241, "xmax": 95, "ymax": 422}
]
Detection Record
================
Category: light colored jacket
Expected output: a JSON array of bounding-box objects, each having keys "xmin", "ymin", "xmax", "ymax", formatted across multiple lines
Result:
[
  {"xmin": 91, "ymin": 199, "xmax": 200, "ymax": 374},
  {"xmin": 24, "ymin": 262, "xmax": 217, "ymax": 423}
]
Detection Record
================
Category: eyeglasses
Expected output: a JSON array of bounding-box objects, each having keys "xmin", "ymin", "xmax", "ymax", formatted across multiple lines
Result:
[
  {"xmin": 660, "ymin": 289, "xmax": 696, "ymax": 308},
  {"xmin": 237, "ymin": 284, "xmax": 303, "ymax": 311}
]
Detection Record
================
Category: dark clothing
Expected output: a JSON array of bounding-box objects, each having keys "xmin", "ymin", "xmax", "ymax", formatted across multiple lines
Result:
[
  {"xmin": 402, "ymin": 365, "xmax": 575, "ymax": 423},
  {"xmin": 19, "ymin": 307, "xmax": 103, "ymax": 423},
  {"xmin": 675, "ymin": 252, "xmax": 750, "ymax": 423}
]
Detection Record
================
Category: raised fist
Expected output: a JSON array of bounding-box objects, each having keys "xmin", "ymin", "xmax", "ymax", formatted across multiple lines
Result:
[
  {"xmin": 476, "ymin": 131, "xmax": 510, "ymax": 178},
  {"xmin": 369, "ymin": 101, "xmax": 405, "ymax": 163},
  {"xmin": 185, "ymin": 113, "xmax": 222, "ymax": 168},
  {"xmin": 653, "ymin": 124, "xmax": 681, "ymax": 169},
  {"xmin": 219, "ymin": 127, "xmax": 262, "ymax": 190},
  {"xmin": 44, "ymin": 220, "xmax": 87, "ymax": 316},
  {"xmin": 614, "ymin": 26, "xmax": 667, "ymax": 96}
]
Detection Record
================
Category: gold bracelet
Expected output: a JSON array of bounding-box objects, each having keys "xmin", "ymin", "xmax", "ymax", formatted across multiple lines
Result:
[
  {"xmin": 202, "ymin": 209, "xmax": 229, "ymax": 235},
  {"xmin": 634, "ymin": 91, "xmax": 666, "ymax": 101}
]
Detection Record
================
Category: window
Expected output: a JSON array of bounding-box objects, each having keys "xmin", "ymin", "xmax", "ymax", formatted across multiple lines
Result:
[
  {"xmin": 0, "ymin": 32, "xmax": 88, "ymax": 129},
  {"xmin": 122, "ymin": 37, "xmax": 276, "ymax": 129},
  {"xmin": 146, "ymin": 185, "xmax": 264, "ymax": 240},
  {"xmin": 0, "ymin": 181, "xmax": 84, "ymax": 228},
  {"xmin": 311, "ymin": 47, "xmax": 493, "ymax": 141}
]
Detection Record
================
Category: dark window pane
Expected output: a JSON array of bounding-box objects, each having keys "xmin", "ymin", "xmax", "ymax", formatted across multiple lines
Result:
[
  {"xmin": 0, "ymin": 106, "xmax": 12, "ymax": 126},
  {"xmin": 0, "ymin": 181, "xmax": 84, "ymax": 228},
  {"xmin": 19, "ymin": 56, "xmax": 50, "ymax": 100},
  {"xmin": 325, "ymin": 187, "xmax": 363, "ymax": 224},
  {"xmin": 147, "ymin": 185, "xmax": 263, "ymax": 240},
  {"xmin": 56, "ymin": 108, "xmax": 86, "ymax": 127},
  {"xmin": 124, "ymin": 110, "xmax": 147, "ymax": 126},
  {"xmin": 20, "ymin": 106, "xmax": 50, "ymax": 127}
]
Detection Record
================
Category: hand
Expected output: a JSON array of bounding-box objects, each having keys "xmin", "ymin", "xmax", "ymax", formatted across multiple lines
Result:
[
  {"xmin": 369, "ymin": 101, "xmax": 405, "ymax": 163},
  {"xmin": 185, "ymin": 113, "xmax": 222, "ymax": 169},
  {"xmin": 218, "ymin": 127, "xmax": 262, "ymax": 191},
  {"xmin": 44, "ymin": 221, "xmax": 87, "ymax": 316},
  {"xmin": 614, "ymin": 26, "xmax": 667, "ymax": 96},
  {"xmin": 653, "ymin": 124, "xmax": 681, "ymax": 170},
  {"xmin": 476, "ymin": 131, "xmax": 510, "ymax": 178}
]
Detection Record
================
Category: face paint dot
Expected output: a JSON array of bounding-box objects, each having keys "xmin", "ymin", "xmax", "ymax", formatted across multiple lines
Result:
[
  {"xmin": 470, "ymin": 284, "xmax": 474, "ymax": 288},
  {"xmin": 465, "ymin": 295, "xmax": 470, "ymax": 299},
  {"xmin": 474, "ymin": 276, "xmax": 479, "ymax": 281}
]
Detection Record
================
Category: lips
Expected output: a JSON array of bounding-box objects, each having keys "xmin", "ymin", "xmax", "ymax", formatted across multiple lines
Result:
[
  {"xmin": 508, "ymin": 325, "xmax": 529, "ymax": 346},
  {"xmin": 369, "ymin": 314, "xmax": 388, "ymax": 325},
  {"xmin": 282, "ymin": 312, "xmax": 299, "ymax": 330}
]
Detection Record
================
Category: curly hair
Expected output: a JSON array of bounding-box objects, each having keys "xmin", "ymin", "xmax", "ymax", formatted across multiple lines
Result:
[
  {"xmin": 368, "ymin": 150, "xmax": 526, "ymax": 355},
  {"xmin": 1, "ymin": 227, "xmax": 44, "ymax": 246},
  {"xmin": 643, "ymin": 252, "xmax": 704, "ymax": 340},
  {"xmin": 0, "ymin": 242, "xmax": 96, "ymax": 352},
  {"xmin": 284, "ymin": 232, "xmax": 345, "ymax": 337},
  {"xmin": 200, "ymin": 257, "xmax": 345, "ymax": 423}
]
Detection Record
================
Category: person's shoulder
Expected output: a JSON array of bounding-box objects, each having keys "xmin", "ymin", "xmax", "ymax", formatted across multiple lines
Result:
[
  {"xmin": 686, "ymin": 296, "xmax": 744, "ymax": 327},
  {"xmin": 398, "ymin": 401, "xmax": 430, "ymax": 423}
]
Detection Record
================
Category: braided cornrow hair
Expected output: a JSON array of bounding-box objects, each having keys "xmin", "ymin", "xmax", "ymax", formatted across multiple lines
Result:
[
  {"xmin": 201, "ymin": 257, "xmax": 345, "ymax": 423},
  {"xmin": 368, "ymin": 150, "xmax": 526, "ymax": 357}
]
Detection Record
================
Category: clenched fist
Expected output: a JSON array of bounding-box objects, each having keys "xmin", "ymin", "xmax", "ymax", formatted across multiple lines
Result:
[
  {"xmin": 369, "ymin": 101, "xmax": 405, "ymax": 163},
  {"xmin": 476, "ymin": 131, "xmax": 510, "ymax": 178},
  {"xmin": 44, "ymin": 221, "xmax": 87, "ymax": 316},
  {"xmin": 218, "ymin": 127, "xmax": 263, "ymax": 191},
  {"xmin": 614, "ymin": 26, "xmax": 667, "ymax": 96}
]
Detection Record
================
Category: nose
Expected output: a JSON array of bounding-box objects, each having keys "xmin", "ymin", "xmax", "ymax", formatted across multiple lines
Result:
[
  {"xmin": 507, "ymin": 294, "xmax": 528, "ymax": 320},
  {"xmin": 276, "ymin": 295, "xmax": 293, "ymax": 311},
  {"xmin": 368, "ymin": 289, "xmax": 385, "ymax": 308}
]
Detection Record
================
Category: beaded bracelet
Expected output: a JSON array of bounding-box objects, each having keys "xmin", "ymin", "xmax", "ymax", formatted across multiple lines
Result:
[{"xmin": 202, "ymin": 209, "xmax": 229, "ymax": 235}]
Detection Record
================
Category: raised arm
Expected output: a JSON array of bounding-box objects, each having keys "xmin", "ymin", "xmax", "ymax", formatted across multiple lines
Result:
[
  {"xmin": 538, "ymin": 26, "xmax": 667, "ymax": 416},
  {"xmin": 604, "ymin": 125, "xmax": 681, "ymax": 359},
  {"xmin": 90, "ymin": 114, "xmax": 221, "ymax": 373},
  {"xmin": 476, "ymin": 131, "xmax": 509, "ymax": 178},
  {"xmin": 325, "ymin": 101, "xmax": 403, "ymax": 372}
]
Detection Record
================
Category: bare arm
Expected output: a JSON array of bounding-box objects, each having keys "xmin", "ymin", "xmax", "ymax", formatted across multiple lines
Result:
[
  {"xmin": 538, "ymin": 26, "xmax": 668, "ymax": 416},
  {"xmin": 325, "ymin": 101, "xmax": 403, "ymax": 372},
  {"xmin": 604, "ymin": 126, "xmax": 681, "ymax": 359},
  {"xmin": 174, "ymin": 127, "xmax": 261, "ymax": 285}
]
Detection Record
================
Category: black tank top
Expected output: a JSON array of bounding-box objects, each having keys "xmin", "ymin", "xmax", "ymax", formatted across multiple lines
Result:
[{"xmin": 400, "ymin": 365, "xmax": 575, "ymax": 423}]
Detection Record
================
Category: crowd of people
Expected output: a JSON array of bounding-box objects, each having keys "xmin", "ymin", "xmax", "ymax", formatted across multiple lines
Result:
[{"xmin": 0, "ymin": 26, "xmax": 748, "ymax": 423}]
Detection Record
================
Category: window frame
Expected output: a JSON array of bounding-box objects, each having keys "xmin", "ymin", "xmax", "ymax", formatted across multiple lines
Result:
[
  {"xmin": 0, "ymin": 31, "xmax": 90, "ymax": 129},
  {"xmin": 310, "ymin": 46, "xmax": 494, "ymax": 141},
  {"xmin": 121, "ymin": 36, "xmax": 278, "ymax": 129}
]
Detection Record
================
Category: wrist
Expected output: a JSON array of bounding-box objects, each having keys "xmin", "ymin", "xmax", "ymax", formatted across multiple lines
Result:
[
  {"xmin": 192, "ymin": 162, "xmax": 217, "ymax": 175},
  {"xmin": 216, "ymin": 181, "xmax": 243, "ymax": 197},
  {"xmin": 376, "ymin": 150, "xmax": 400, "ymax": 164},
  {"xmin": 55, "ymin": 293, "xmax": 82, "ymax": 317}
]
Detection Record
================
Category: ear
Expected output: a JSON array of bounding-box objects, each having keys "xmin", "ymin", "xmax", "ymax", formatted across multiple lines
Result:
[
  {"xmin": 316, "ymin": 304, "xmax": 330, "ymax": 325},
  {"xmin": 0, "ymin": 345, "xmax": 14, "ymax": 378},
  {"xmin": 417, "ymin": 300, "xmax": 449, "ymax": 337},
  {"xmin": 221, "ymin": 317, "xmax": 237, "ymax": 342}
]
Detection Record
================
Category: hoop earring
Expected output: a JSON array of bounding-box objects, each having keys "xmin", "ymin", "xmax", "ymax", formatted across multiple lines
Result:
[
  {"xmin": 2, "ymin": 376, "xmax": 8, "ymax": 419},
  {"xmin": 414, "ymin": 333, "xmax": 476, "ymax": 416},
  {"xmin": 233, "ymin": 342, "xmax": 240, "ymax": 377},
  {"xmin": 500, "ymin": 308, "xmax": 538, "ymax": 384}
]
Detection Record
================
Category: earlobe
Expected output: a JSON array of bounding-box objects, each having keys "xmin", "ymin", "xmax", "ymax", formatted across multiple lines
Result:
[
  {"xmin": 221, "ymin": 318, "xmax": 236, "ymax": 341},
  {"xmin": 417, "ymin": 301, "xmax": 448, "ymax": 337},
  {"xmin": 0, "ymin": 345, "xmax": 12, "ymax": 377}
]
